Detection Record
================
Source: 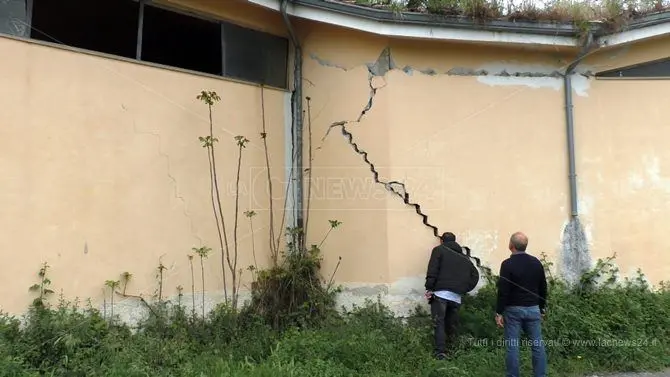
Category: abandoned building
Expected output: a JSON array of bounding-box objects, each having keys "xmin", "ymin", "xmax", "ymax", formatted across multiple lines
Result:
[{"xmin": 1, "ymin": 0, "xmax": 669, "ymax": 319}]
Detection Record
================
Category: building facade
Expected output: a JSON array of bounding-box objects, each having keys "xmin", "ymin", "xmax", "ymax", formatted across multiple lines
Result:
[{"xmin": 1, "ymin": 0, "xmax": 669, "ymax": 319}]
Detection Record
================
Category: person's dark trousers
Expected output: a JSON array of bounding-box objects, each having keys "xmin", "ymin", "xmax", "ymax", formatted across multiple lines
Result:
[
  {"xmin": 503, "ymin": 305, "xmax": 547, "ymax": 377},
  {"xmin": 430, "ymin": 296, "xmax": 460, "ymax": 357}
]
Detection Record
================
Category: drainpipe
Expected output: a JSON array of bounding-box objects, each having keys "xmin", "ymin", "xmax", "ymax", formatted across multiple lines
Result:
[
  {"xmin": 281, "ymin": 0, "xmax": 304, "ymax": 247},
  {"xmin": 563, "ymin": 31, "xmax": 595, "ymax": 218}
]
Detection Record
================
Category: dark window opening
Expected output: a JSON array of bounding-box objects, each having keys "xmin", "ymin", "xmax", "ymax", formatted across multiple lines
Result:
[
  {"xmin": 223, "ymin": 22, "xmax": 288, "ymax": 88},
  {"xmin": 0, "ymin": 0, "xmax": 29, "ymax": 37},
  {"xmin": 141, "ymin": 5, "xmax": 221, "ymax": 75},
  {"xmin": 596, "ymin": 57, "xmax": 670, "ymax": 78},
  {"xmin": 31, "ymin": 0, "xmax": 139, "ymax": 59}
]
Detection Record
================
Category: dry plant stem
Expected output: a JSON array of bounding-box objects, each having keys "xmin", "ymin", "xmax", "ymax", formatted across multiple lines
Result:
[
  {"xmin": 327, "ymin": 257, "xmax": 342, "ymax": 292},
  {"xmin": 236, "ymin": 268, "xmax": 243, "ymax": 305},
  {"xmin": 318, "ymin": 228, "xmax": 333, "ymax": 249},
  {"xmin": 114, "ymin": 291, "xmax": 159, "ymax": 318},
  {"xmin": 200, "ymin": 255, "xmax": 206, "ymax": 318},
  {"xmin": 250, "ymin": 217, "xmax": 258, "ymax": 274},
  {"xmin": 110, "ymin": 287, "xmax": 114, "ymax": 319},
  {"xmin": 158, "ymin": 263, "xmax": 164, "ymax": 302},
  {"xmin": 231, "ymin": 142, "xmax": 244, "ymax": 309},
  {"xmin": 275, "ymin": 165, "xmax": 293, "ymax": 255},
  {"xmin": 260, "ymin": 86, "xmax": 278, "ymax": 264},
  {"xmin": 189, "ymin": 257, "xmax": 196, "ymax": 318},
  {"xmin": 207, "ymin": 138, "xmax": 228, "ymax": 303},
  {"xmin": 304, "ymin": 98, "xmax": 313, "ymax": 239},
  {"xmin": 208, "ymin": 103, "xmax": 231, "ymax": 304}
]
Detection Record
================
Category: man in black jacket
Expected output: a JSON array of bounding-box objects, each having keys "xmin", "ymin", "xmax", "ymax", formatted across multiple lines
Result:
[
  {"xmin": 424, "ymin": 232, "xmax": 480, "ymax": 359},
  {"xmin": 495, "ymin": 231, "xmax": 548, "ymax": 377}
]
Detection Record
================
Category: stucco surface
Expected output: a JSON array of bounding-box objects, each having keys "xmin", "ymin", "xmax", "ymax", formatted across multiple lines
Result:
[
  {"xmin": 2, "ymin": 0, "xmax": 670, "ymax": 319},
  {"xmin": 302, "ymin": 21, "xmax": 670, "ymax": 311},
  {"xmin": 0, "ymin": 36, "xmax": 286, "ymax": 315}
]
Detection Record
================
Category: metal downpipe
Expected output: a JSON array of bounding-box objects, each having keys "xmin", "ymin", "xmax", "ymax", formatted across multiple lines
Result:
[
  {"xmin": 280, "ymin": 0, "xmax": 304, "ymax": 246},
  {"xmin": 563, "ymin": 33, "xmax": 594, "ymax": 218}
]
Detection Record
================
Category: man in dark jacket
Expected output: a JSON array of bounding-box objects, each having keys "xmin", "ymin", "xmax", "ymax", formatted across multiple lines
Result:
[
  {"xmin": 495, "ymin": 232, "xmax": 547, "ymax": 377},
  {"xmin": 424, "ymin": 232, "xmax": 480, "ymax": 359}
]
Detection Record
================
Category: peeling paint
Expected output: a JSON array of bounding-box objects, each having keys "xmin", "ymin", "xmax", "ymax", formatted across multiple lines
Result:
[
  {"xmin": 628, "ymin": 172, "xmax": 645, "ymax": 191},
  {"xmin": 336, "ymin": 276, "xmax": 486, "ymax": 318},
  {"xmin": 340, "ymin": 283, "xmax": 389, "ymax": 296},
  {"xmin": 578, "ymin": 194, "xmax": 594, "ymax": 216},
  {"xmin": 309, "ymin": 53, "xmax": 351, "ymax": 72},
  {"xmin": 624, "ymin": 154, "xmax": 670, "ymax": 195},
  {"xmin": 560, "ymin": 218, "xmax": 593, "ymax": 286},
  {"xmin": 309, "ymin": 48, "xmax": 594, "ymax": 96},
  {"xmin": 460, "ymin": 229, "xmax": 499, "ymax": 261},
  {"xmin": 366, "ymin": 46, "xmax": 395, "ymax": 77},
  {"xmin": 97, "ymin": 290, "xmax": 253, "ymax": 329},
  {"xmin": 475, "ymin": 62, "xmax": 592, "ymax": 96}
]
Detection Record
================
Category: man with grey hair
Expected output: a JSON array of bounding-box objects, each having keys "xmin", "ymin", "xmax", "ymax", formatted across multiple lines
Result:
[{"xmin": 495, "ymin": 232, "xmax": 548, "ymax": 377}]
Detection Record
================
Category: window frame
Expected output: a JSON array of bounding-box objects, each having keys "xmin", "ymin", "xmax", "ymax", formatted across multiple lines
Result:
[
  {"xmin": 0, "ymin": 0, "xmax": 289, "ymax": 90},
  {"xmin": 595, "ymin": 56, "xmax": 670, "ymax": 80}
]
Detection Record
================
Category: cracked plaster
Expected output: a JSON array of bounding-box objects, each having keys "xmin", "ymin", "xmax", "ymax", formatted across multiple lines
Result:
[{"xmin": 310, "ymin": 47, "xmax": 594, "ymax": 96}]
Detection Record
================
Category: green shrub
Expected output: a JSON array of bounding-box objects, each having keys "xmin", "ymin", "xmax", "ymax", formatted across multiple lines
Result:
[{"xmin": 0, "ymin": 254, "xmax": 667, "ymax": 376}]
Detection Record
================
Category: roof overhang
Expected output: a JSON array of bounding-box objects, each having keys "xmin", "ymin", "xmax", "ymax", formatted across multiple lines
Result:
[{"xmin": 248, "ymin": 0, "xmax": 670, "ymax": 49}]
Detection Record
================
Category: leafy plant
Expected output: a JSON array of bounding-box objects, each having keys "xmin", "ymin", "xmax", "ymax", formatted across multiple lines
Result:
[
  {"xmin": 28, "ymin": 262, "xmax": 54, "ymax": 307},
  {"xmin": 104, "ymin": 279, "xmax": 120, "ymax": 322},
  {"xmin": 120, "ymin": 272, "xmax": 132, "ymax": 296}
]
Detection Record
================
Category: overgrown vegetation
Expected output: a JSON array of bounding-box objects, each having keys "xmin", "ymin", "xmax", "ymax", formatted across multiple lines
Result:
[
  {"xmin": 1, "ymin": 254, "xmax": 667, "ymax": 376},
  {"xmin": 5, "ymin": 88, "xmax": 667, "ymax": 376},
  {"xmin": 349, "ymin": 0, "xmax": 670, "ymax": 30}
]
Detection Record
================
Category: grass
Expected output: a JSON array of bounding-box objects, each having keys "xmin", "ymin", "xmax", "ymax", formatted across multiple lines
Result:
[
  {"xmin": 0, "ymin": 254, "xmax": 668, "ymax": 377},
  {"xmin": 346, "ymin": 0, "xmax": 670, "ymax": 28}
]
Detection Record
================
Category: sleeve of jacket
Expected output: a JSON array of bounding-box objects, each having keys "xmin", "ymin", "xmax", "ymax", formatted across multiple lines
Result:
[
  {"xmin": 425, "ymin": 247, "xmax": 441, "ymax": 291},
  {"xmin": 465, "ymin": 262, "xmax": 480, "ymax": 293},
  {"xmin": 495, "ymin": 260, "xmax": 511, "ymax": 315}
]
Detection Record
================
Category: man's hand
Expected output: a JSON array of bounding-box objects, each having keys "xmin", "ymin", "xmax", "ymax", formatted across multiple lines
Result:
[
  {"xmin": 495, "ymin": 313, "xmax": 504, "ymax": 328},
  {"xmin": 424, "ymin": 290, "xmax": 433, "ymax": 300}
]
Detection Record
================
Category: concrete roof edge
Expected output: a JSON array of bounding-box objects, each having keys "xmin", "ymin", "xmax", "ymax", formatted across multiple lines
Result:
[
  {"xmin": 299, "ymin": 0, "xmax": 581, "ymax": 37},
  {"xmin": 251, "ymin": 0, "xmax": 670, "ymax": 47}
]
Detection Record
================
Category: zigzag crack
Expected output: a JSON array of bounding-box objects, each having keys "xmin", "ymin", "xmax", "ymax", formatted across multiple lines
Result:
[
  {"xmin": 318, "ymin": 47, "xmax": 492, "ymax": 276},
  {"xmin": 324, "ymin": 121, "xmax": 492, "ymax": 276}
]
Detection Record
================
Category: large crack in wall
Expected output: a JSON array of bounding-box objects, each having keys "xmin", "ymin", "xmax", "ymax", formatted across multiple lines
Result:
[
  {"xmin": 319, "ymin": 47, "xmax": 493, "ymax": 276},
  {"xmin": 311, "ymin": 48, "xmax": 594, "ymax": 79}
]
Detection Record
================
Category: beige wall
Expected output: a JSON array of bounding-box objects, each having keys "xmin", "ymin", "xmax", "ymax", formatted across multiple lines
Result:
[
  {"xmin": 0, "ymin": 34, "xmax": 287, "ymax": 316},
  {"xmin": 577, "ymin": 37, "xmax": 670, "ymax": 283},
  {"xmin": 2, "ymin": 0, "xmax": 669, "ymax": 317},
  {"xmin": 301, "ymin": 21, "xmax": 670, "ymax": 311}
]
